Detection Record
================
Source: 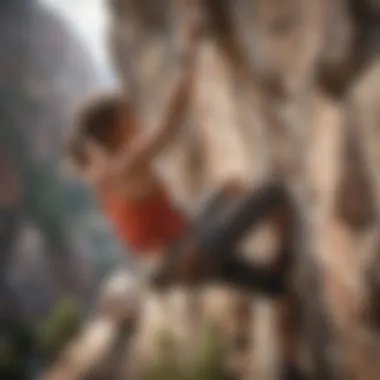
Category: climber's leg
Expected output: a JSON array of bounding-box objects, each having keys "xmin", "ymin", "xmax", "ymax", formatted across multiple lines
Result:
[
  {"xmin": 211, "ymin": 255, "xmax": 287, "ymax": 296},
  {"xmin": 196, "ymin": 180, "xmax": 291, "ymax": 263},
  {"xmin": 152, "ymin": 243, "xmax": 290, "ymax": 297},
  {"xmin": 151, "ymin": 244, "xmax": 288, "ymax": 296},
  {"xmin": 152, "ymin": 180, "xmax": 292, "ymax": 291},
  {"xmin": 148, "ymin": 187, "xmax": 234, "ymax": 289},
  {"xmin": 197, "ymin": 179, "xmax": 250, "ymax": 221},
  {"xmin": 197, "ymin": 187, "xmax": 234, "ymax": 220}
]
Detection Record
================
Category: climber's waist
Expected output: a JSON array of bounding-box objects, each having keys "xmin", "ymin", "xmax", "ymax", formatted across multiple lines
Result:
[{"xmin": 99, "ymin": 189, "xmax": 188, "ymax": 255}]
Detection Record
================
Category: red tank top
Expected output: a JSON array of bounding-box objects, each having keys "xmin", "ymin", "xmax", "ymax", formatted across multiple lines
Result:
[{"xmin": 99, "ymin": 187, "xmax": 188, "ymax": 256}]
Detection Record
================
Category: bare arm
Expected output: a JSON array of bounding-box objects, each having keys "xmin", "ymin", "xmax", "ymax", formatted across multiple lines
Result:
[
  {"xmin": 132, "ymin": 66, "xmax": 195, "ymax": 161},
  {"xmin": 111, "ymin": 64, "xmax": 196, "ymax": 180},
  {"xmin": 106, "ymin": 23, "xmax": 201, "ymax": 180},
  {"xmin": 90, "ymin": 72, "xmax": 195, "ymax": 189}
]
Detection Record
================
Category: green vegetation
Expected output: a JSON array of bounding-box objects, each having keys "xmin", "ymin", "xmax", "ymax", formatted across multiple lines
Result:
[
  {"xmin": 142, "ymin": 324, "xmax": 235, "ymax": 380},
  {"xmin": 142, "ymin": 331, "xmax": 182, "ymax": 380},
  {"xmin": 189, "ymin": 324, "xmax": 233, "ymax": 380},
  {"xmin": 0, "ymin": 297, "xmax": 84, "ymax": 379},
  {"xmin": 38, "ymin": 297, "xmax": 84, "ymax": 363},
  {"xmin": 0, "ymin": 319, "xmax": 36, "ymax": 380}
]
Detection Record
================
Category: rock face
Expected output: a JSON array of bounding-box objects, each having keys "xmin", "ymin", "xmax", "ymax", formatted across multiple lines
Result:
[
  {"xmin": 49, "ymin": 1, "xmax": 380, "ymax": 379},
  {"xmin": 0, "ymin": 0, "xmax": 109, "ymax": 315}
]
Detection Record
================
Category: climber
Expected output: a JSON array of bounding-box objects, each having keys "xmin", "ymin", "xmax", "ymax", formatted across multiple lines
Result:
[{"xmin": 65, "ymin": 22, "xmax": 293, "ymax": 297}]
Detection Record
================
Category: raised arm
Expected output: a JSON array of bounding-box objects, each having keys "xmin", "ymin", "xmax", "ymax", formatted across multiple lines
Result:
[
  {"xmin": 134, "ymin": 63, "xmax": 196, "ymax": 161},
  {"xmin": 108, "ymin": 23, "xmax": 201, "ymax": 178}
]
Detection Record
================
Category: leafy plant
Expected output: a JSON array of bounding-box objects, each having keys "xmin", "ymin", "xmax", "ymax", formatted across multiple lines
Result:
[{"xmin": 38, "ymin": 297, "xmax": 83, "ymax": 363}]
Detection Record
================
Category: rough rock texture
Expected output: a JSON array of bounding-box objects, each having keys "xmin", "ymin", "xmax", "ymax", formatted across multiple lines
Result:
[{"xmin": 47, "ymin": 1, "xmax": 380, "ymax": 379}]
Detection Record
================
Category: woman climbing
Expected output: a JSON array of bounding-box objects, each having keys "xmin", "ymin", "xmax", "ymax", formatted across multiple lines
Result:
[{"xmin": 65, "ymin": 19, "xmax": 293, "ymax": 297}]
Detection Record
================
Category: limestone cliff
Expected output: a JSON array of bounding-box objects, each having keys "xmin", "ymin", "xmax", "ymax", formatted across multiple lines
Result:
[
  {"xmin": 107, "ymin": 1, "xmax": 380, "ymax": 379},
  {"xmin": 45, "ymin": 1, "xmax": 380, "ymax": 379}
]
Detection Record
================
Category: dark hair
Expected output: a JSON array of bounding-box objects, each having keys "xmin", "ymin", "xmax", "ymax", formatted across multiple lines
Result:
[{"xmin": 66, "ymin": 93, "xmax": 129, "ymax": 168}]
